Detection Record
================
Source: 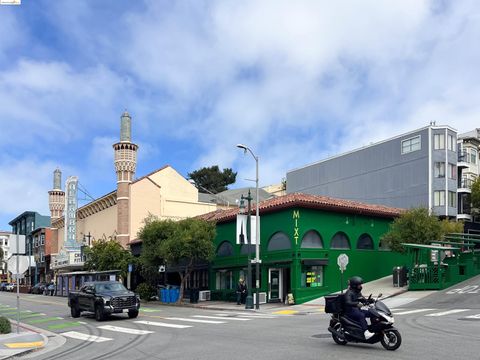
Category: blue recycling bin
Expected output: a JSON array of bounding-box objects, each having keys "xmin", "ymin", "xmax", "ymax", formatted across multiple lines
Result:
[
  {"xmin": 164, "ymin": 289, "xmax": 171, "ymax": 303},
  {"xmin": 170, "ymin": 288, "xmax": 179, "ymax": 302}
]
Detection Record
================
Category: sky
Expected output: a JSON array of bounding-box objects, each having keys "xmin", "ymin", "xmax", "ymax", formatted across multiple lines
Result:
[{"xmin": 0, "ymin": 0, "xmax": 478, "ymax": 230}]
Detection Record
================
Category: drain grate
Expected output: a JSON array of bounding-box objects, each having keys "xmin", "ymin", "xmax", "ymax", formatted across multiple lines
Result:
[{"xmin": 312, "ymin": 334, "xmax": 331, "ymax": 339}]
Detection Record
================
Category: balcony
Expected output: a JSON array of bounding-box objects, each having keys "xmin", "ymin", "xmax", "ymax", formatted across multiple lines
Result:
[
  {"xmin": 457, "ymin": 152, "xmax": 469, "ymax": 169},
  {"xmin": 458, "ymin": 178, "xmax": 473, "ymax": 193}
]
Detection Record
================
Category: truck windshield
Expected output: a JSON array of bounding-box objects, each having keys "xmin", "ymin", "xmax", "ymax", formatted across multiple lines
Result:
[{"xmin": 95, "ymin": 283, "xmax": 127, "ymax": 292}]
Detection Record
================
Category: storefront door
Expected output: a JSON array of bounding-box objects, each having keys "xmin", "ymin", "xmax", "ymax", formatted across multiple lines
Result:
[{"xmin": 269, "ymin": 268, "xmax": 282, "ymax": 302}]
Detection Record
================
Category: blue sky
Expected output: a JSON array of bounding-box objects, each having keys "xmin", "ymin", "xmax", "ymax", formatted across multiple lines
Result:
[{"xmin": 0, "ymin": 0, "xmax": 478, "ymax": 230}]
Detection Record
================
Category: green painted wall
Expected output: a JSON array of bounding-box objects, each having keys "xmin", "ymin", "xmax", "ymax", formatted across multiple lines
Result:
[{"xmin": 209, "ymin": 207, "xmax": 407, "ymax": 304}]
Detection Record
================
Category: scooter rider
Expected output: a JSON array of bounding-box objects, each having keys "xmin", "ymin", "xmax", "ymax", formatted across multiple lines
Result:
[{"xmin": 344, "ymin": 276, "xmax": 374, "ymax": 339}]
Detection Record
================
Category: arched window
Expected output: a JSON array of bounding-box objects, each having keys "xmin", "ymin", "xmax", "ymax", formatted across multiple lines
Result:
[
  {"xmin": 216, "ymin": 241, "xmax": 234, "ymax": 257},
  {"xmin": 357, "ymin": 233, "xmax": 374, "ymax": 250},
  {"xmin": 267, "ymin": 232, "xmax": 291, "ymax": 251},
  {"xmin": 331, "ymin": 232, "xmax": 351, "ymax": 249},
  {"xmin": 240, "ymin": 244, "xmax": 255, "ymax": 255},
  {"xmin": 301, "ymin": 230, "xmax": 324, "ymax": 249}
]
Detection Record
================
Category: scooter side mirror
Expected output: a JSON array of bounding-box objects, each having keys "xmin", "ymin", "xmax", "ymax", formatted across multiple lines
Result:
[{"xmin": 378, "ymin": 293, "xmax": 383, "ymax": 298}]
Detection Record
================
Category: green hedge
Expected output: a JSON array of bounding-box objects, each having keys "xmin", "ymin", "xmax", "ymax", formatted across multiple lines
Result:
[
  {"xmin": 136, "ymin": 283, "xmax": 156, "ymax": 301},
  {"xmin": 0, "ymin": 316, "xmax": 11, "ymax": 334}
]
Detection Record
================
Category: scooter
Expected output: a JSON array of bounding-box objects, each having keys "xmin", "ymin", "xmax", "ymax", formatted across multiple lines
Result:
[{"xmin": 326, "ymin": 293, "xmax": 402, "ymax": 351}]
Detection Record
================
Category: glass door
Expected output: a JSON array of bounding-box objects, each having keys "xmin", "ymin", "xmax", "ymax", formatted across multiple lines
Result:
[{"xmin": 269, "ymin": 268, "xmax": 282, "ymax": 302}]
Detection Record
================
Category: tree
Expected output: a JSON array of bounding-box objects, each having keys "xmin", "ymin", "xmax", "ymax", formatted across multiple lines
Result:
[
  {"xmin": 471, "ymin": 177, "xmax": 480, "ymax": 214},
  {"xmin": 138, "ymin": 217, "xmax": 216, "ymax": 303},
  {"xmin": 188, "ymin": 166, "xmax": 237, "ymax": 194},
  {"xmin": 381, "ymin": 207, "xmax": 462, "ymax": 253},
  {"xmin": 83, "ymin": 238, "xmax": 134, "ymax": 280}
]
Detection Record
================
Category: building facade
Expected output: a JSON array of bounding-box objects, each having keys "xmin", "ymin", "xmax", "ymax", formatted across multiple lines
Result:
[
  {"xmin": 457, "ymin": 129, "xmax": 480, "ymax": 222},
  {"xmin": 201, "ymin": 193, "xmax": 406, "ymax": 304},
  {"xmin": 31, "ymin": 227, "xmax": 53, "ymax": 283},
  {"xmin": 287, "ymin": 125, "xmax": 459, "ymax": 218},
  {"xmin": 0, "ymin": 231, "xmax": 11, "ymax": 281}
]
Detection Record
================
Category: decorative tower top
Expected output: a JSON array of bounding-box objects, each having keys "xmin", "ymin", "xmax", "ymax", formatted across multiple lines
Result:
[
  {"xmin": 53, "ymin": 168, "xmax": 62, "ymax": 190},
  {"xmin": 120, "ymin": 110, "xmax": 132, "ymax": 142}
]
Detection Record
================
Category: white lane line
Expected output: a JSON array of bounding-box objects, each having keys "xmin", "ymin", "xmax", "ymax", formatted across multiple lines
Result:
[
  {"xmin": 78, "ymin": 321, "xmax": 88, "ymax": 324},
  {"xmin": 237, "ymin": 315, "xmax": 277, "ymax": 319},
  {"xmin": 193, "ymin": 315, "xmax": 251, "ymax": 321},
  {"xmin": 394, "ymin": 309, "xmax": 436, "ymax": 315},
  {"xmin": 464, "ymin": 314, "xmax": 480, "ymax": 319},
  {"xmin": 61, "ymin": 331, "xmax": 112, "ymax": 343},
  {"xmin": 165, "ymin": 317, "xmax": 225, "ymax": 324},
  {"xmin": 135, "ymin": 320, "xmax": 192, "ymax": 329},
  {"xmin": 425, "ymin": 309, "xmax": 469, "ymax": 317},
  {"xmin": 97, "ymin": 325, "xmax": 154, "ymax": 335}
]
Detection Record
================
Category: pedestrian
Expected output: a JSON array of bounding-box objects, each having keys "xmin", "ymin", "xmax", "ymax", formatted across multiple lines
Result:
[{"xmin": 236, "ymin": 278, "xmax": 247, "ymax": 305}]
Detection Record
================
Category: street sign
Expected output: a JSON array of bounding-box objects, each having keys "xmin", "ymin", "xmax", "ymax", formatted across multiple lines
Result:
[
  {"xmin": 337, "ymin": 253, "xmax": 349, "ymax": 272},
  {"xmin": 128, "ymin": 264, "xmax": 133, "ymax": 273},
  {"xmin": 158, "ymin": 265, "xmax": 166, "ymax": 273}
]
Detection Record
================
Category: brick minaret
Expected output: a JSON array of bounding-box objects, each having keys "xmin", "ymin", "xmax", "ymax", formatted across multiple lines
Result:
[
  {"xmin": 113, "ymin": 111, "xmax": 138, "ymax": 248},
  {"xmin": 48, "ymin": 168, "xmax": 65, "ymax": 223}
]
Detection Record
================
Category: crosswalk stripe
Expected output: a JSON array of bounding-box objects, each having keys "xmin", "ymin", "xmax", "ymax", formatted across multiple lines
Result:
[
  {"xmin": 140, "ymin": 308, "xmax": 162, "ymax": 313},
  {"xmin": 134, "ymin": 320, "xmax": 192, "ymax": 329},
  {"xmin": 97, "ymin": 325, "xmax": 154, "ymax": 335},
  {"xmin": 61, "ymin": 331, "xmax": 112, "ymax": 343},
  {"xmin": 165, "ymin": 317, "xmax": 225, "ymax": 324},
  {"xmin": 193, "ymin": 315, "xmax": 251, "ymax": 321},
  {"xmin": 464, "ymin": 314, "xmax": 480, "ymax": 319},
  {"xmin": 394, "ymin": 309, "xmax": 436, "ymax": 315},
  {"xmin": 237, "ymin": 315, "xmax": 277, "ymax": 319},
  {"xmin": 425, "ymin": 309, "xmax": 469, "ymax": 317}
]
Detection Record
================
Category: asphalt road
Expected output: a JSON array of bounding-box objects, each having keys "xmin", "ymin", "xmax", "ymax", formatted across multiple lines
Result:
[{"xmin": 1, "ymin": 276, "xmax": 480, "ymax": 360}]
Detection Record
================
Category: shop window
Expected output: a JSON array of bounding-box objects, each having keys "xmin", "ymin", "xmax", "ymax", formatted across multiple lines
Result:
[
  {"xmin": 301, "ymin": 230, "xmax": 324, "ymax": 249},
  {"xmin": 215, "ymin": 270, "xmax": 233, "ymax": 290},
  {"xmin": 301, "ymin": 265, "xmax": 323, "ymax": 288},
  {"xmin": 357, "ymin": 233, "xmax": 374, "ymax": 250},
  {"xmin": 216, "ymin": 241, "xmax": 234, "ymax": 257},
  {"xmin": 267, "ymin": 232, "xmax": 291, "ymax": 251},
  {"xmin": 330, "ymin": 232, "xmax": 351, "ymax": 249}
]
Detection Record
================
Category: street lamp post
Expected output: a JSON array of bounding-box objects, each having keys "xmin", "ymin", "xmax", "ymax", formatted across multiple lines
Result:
[
  {"xmin": 239, "ymin": 191, "xmax": 254, "ymax": 309},
  {"xmin": 237, "ymin": 144, "xmax": 261, "ymax": 310}
]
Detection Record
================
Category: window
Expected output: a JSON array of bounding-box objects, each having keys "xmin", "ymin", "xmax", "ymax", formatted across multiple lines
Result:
[
  {"xmin": 434, "ymin": 134, "xmax": 445, "ymax": 149},
  {"xmin": 3, "ymin": 239, "xmax": 7, "ymax": 246},
  {"xmin": 240, "ymin": 244, "xmax": 255, "ymax": 255},
  {"xmin": 40, "ymin": 234, "xmax": 45, "ymax": 245},
  {"xmin": 448, "ymin": 191, "xmax": 456, "ymax": 208},
  {"xmin": 401, "ymin": 135, "xmax": 421, "ymax": 154},
  {"xmin": 40, "ymin": 252, "xmax": 45, "ymax": 262},
  {"xmin": 330, "ymin": 232, "xmax": 351, "ymax": 249},
  {"xmin": 301, "ymin": 230, "xmax": 324, "ymax": 249},
  {"xmin": 216, "ymin": 241, "xmax": 234, "ymax": 257},
  {"xmin": 468, "ymin": 149, "xmax": 478, "ymax": 164},
  {"xmin": 434, "ymin": 162, "xmax": 445, "ymax": 178},
  {"xmin": 4, "ymin": 251, "xmax": 7, "ymax": 258},
  {"xmin": 434, "ymin": 191, "xmax": 445, "ymax": 207},
  {"xmin": 267, "ymin": 232, "xmax": 291, "ymax": 251},
  {"xmin": 215, "ymin": 270, "xmax": 233, "ymax": 290},
  {"xmin": 301, "ymin": 265, "xmax": 323, "ymax": 288},
  {"xmin": 448, "ymin": 163, "xmax": 456, "ymax": 180},
  {"xmin": 447, "ymin": 134, "xmax": 455, "ymax": 151},
  {"xmin": 357, "ymin": 234, "xmax": 374, "ymax": 250}
]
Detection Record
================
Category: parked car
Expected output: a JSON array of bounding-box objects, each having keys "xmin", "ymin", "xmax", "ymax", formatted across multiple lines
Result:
[
  {"xmin": 30, "ymin": 282, "xmax": 47, "ymax": 294},
  {"xmin": 0, "ymin": 283, "xmax": 8, "ymax": 291},
  {"xmin": 68, "ymin": 281, "xmax": 140, "ymax": 321},
  {"xmin": 5, "ymin": 283, "xmax": 15, "ymax": 292}
]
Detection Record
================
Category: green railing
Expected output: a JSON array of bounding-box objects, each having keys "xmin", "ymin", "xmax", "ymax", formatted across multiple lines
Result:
[{"xmin": 409, "ymin": 266, "xmax": 443, "ymax": 290}]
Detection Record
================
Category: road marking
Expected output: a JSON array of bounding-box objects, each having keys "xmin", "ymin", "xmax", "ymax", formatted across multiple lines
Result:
[
  {"xmin": 19, "ymin": 313, "xmax": 46, "ymax": 319},
  {"xmin": 272, "ymin": 310, "xmax": 297, "ymax": 315},
  {"xmin": 140, "ymin": 308, "xmax": 162, "ymax": 313},
  {"xmin": 464, "ymin": 314, "xmax": 480, "ymax": 319},
  {"xmin": 393, "ymin": 309, "xmax": 436, "ymax": 315},
  {"xmin": 61, "ymin": 331, "xmax": 112, "ymax": 343},
  {"xmin": 4, "ymin": 341, "xmax": 44, "ymax": 349},
  {"xmin": 165, "ymin": 317, "xmax": 225, "ymax": 324},
  {"xmin": 26, "ymin": 317, "xmax": 63, "ymax": 324},
  {"xmin": 425, "ymin": 309, "xmax": 469, "ymax": 317},
  {"xmin": 192, "ymin": 315, "xmax": 251, "ymax": 321},
  {"xmin": 237, "ymin": 315, "xmax": 277, "ymax": 319},
  {"xmin": 97, "ymin": 325, "xmax": 154, "ymax": 335},
  {"xmin": 48, "ymin": 322, "xmax": 83, "ymax": 330},
  {"xmin": 134, "ymin": 320, "xmax": 192, "ymax": 329}
]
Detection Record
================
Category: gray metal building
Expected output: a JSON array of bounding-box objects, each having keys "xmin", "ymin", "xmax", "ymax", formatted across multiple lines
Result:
[{"xmin": 287, "ymin": 125, "xmax": 458, "ymax": 218}]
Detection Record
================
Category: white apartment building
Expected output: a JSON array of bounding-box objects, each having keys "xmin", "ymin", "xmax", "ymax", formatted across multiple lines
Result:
[{"xmin": 457, "ymin": 129, "xmax": 480, "ymax": 221}]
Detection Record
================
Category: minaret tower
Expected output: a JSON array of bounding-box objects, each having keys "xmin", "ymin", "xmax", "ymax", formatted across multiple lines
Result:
[
  {"xmin": 48, "ymin": 168, "xmax": 65, "ymax": 223},
  {"xmin": 113, "ymin": 111, "xmax": 138, "ymax": 248}
]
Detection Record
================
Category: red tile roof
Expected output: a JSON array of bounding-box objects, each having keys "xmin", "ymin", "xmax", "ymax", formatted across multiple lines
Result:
[{"xmin": 198, "ymin": 193, "xmax": 403, "ymax": 223}]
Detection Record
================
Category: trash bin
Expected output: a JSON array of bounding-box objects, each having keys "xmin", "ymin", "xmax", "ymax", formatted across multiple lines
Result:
[
  {"xmin": 190, "ymin": 288, "xmax": 199, "ymax": 304},
  {"xmin": 393, "ymin": 266, "xmax": 401, "ymax": 287},
  {"xmin": 170, "ymin": 288, "xmax": 179, "ymax": 303},
  {"xmin": 400, "ymin": 266, "xmax": 408, "ymax": 287}
]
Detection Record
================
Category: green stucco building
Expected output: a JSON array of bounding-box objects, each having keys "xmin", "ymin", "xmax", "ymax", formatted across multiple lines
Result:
[{"xmin": 201, "ymin": 193, "xmax": 407, "ymax": 304}]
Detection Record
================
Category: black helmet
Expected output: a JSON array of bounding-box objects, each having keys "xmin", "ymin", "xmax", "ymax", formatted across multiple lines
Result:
[{"xmin": 349, "ymin": 276, "xmax": 363, "ymax": 288}]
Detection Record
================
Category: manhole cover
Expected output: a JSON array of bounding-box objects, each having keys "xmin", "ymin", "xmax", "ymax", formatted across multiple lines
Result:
[{"xmin": 312, "ymin": 334, "xmax": 331, "ymax": 339}]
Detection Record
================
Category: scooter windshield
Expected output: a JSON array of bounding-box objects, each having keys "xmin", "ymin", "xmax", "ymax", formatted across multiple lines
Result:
[{"xmin": 375, "ymin": 301, "xmax": 391, "ymax": 315}]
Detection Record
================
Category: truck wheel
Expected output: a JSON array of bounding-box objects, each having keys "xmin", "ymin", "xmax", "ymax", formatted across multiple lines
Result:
[
  {"xmin": 95, "ymin": 305, "xmax": 105, "ymax": 321},
  {"xmin": 70, "ymin": 303, "xmax": 81, "ymax": 318},
  {"xmin": 128, "ymin": 310, "xmax": 139, "ymax": 319}
]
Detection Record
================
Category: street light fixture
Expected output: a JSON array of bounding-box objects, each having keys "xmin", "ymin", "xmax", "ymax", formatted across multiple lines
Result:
[{"xmin": 236, "ymin": 143, "xmax": 261, "ymax": 310}]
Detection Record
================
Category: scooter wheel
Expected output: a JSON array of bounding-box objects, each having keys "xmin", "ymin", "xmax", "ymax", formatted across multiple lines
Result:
[
  {"xmin": 332, "ymin": 323, "xmax": 348, "ymax": 345},
  {"xmin": 381, "ymin": 329, "xmax": 402, "ymax": 351}
]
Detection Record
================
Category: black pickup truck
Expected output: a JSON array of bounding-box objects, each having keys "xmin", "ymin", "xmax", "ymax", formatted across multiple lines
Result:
[{"xmin": 68, "ymin": 281, "xmax": 141, "ymax": 321}]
